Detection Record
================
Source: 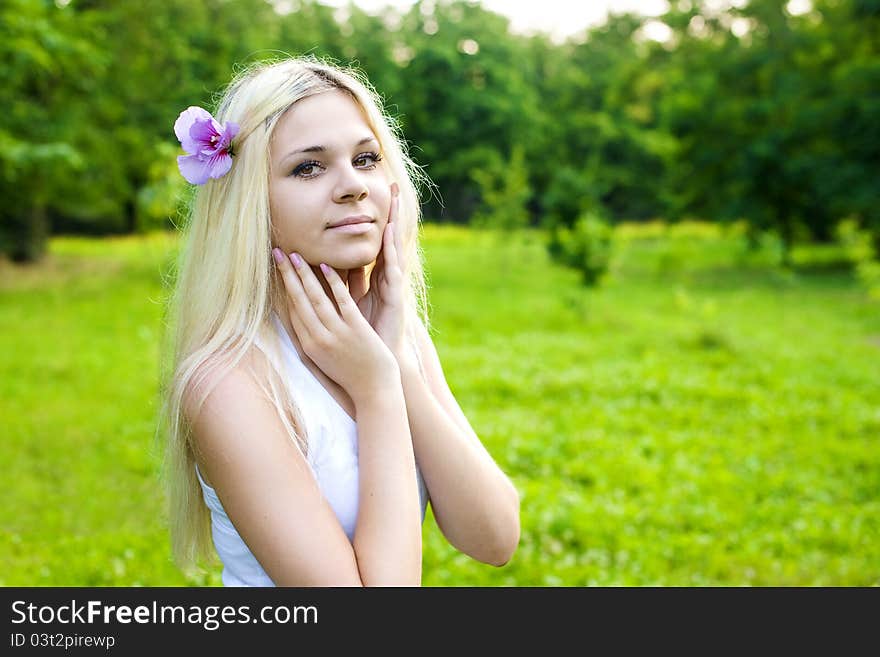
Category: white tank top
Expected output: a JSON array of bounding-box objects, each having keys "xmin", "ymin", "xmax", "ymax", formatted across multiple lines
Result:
[{"xmin": 196, "ymin": 314, "xmax": 429, "ymax": 586}]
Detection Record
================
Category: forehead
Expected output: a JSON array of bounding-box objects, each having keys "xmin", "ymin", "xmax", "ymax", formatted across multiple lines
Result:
[{"xmin": 271, "ymin": 90, "xmax": 375, "ymax": 152}]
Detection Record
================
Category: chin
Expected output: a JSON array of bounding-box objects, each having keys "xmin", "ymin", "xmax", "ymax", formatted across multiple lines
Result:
[{"xmin": 321, "ymin": 245, "xmax": 381, "ymax": 271}]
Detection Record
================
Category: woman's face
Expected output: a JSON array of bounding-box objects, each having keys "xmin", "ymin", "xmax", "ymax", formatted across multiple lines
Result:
[{"xmin": 269, "ymin": 90, "xmax": 391, "ymax": 271}]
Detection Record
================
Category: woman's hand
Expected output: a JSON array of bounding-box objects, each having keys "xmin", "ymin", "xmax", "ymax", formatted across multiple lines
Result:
[
  {"xmin": 274, "ymin": 248, "xmax": 399, "ymax": 407},
  {"xmin": 349, "ymin": 183, "xmax": 414, "ymax": 367}
]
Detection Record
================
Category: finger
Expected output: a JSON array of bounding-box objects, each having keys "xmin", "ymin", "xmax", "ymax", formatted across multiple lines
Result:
[
  {"xmin": 389, "ymin": 182, "xmax": 404, "ymax": 257},
  {"xmin": 388, "ymin": 181, "xmax": 400, "ymax": 223},
  {"xmin": 286, "ymin": 289, "xmax": 313, "ymax": 349},
  {"xmin": 289, "ymin": 251, "xmax": 342, "ymax": 330},
  {"xmin": 319, "ymin": 263, "xmax": 361, "ymax": 324},
  {"xmin": 273, "ymin": 248, "xmax": 320, "ymax": 341},
  {"xmin": 385, "ymin": 184, "xmax": 404, "ymax": 283},
  {"xmin": 382, "ymin": 217, "xmax": 403, "ymax": 287},
  {"xmin": 370, "ymin": 244, "xmax": 385, "ymax": 289}
]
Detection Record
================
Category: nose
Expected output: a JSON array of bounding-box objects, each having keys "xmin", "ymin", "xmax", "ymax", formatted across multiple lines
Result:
[{"xmin": 333, "ymin": 164, "xmax": 369, "ymax": 203}]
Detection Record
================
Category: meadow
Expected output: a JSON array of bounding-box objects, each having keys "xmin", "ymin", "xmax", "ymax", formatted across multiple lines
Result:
[{"xmin": 1, "ymin": 222, "xmax": 877, "ymax": 586}]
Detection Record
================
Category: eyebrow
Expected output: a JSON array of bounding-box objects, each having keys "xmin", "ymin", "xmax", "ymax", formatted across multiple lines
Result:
[{"xmin": 281, "ymin": 136, "xmax": 379, "ymax": 161}]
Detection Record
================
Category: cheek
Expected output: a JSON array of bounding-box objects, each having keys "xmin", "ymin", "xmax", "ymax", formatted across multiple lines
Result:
[
  {"xmin": 373, "ymin": 185, "xmax": 392, "ymax": 221},
  {"xmin": 269, "ymin": 196, "xmax": 311, "ymax": 253}
]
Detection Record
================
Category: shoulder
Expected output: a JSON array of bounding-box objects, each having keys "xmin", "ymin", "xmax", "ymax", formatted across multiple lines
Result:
[
  {"xmin": 182, "ymin": 346, "xmax": 276, "ymax": 435},
  {"xmin": 182, "ymin": 345, "xmax": 296, "ymax": 486}
]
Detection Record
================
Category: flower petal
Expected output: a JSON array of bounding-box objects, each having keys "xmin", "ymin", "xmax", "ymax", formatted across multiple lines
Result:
[
  {"xmin": 221, "ymin": 121, "xmax": 240, "ymax": 147},
  {"xmin": 189, "ymin": 117, "xmax": 220, "ymax": 145},
  {"xmin": 174, "ymin": 106, "xmax": 213, "ymax": 154},
  {"xmin": 177, "ymin": 153, "xmax": 213, "ymax": 185},
  {"xmin": 206, "ymin": 152, "xmax": 233, "ymax": 180}
]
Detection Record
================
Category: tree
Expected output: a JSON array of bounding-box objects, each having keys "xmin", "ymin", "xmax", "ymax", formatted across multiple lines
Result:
[
  {"xmin": 392, "ymin": 0, "xmax": 541, "ymax": 221},
  {"xmin": 659, "ymin": 0, "xmax": 880, "ymax": 259},
  {"xmin": 0, "ymin": 0, "xmax": 97, "ymax": 261}
]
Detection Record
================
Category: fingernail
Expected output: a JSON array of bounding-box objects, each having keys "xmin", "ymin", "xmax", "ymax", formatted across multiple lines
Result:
[
  {"xmin": 391, "ymin": 182, "xmax": 399, "ymax": 197},
  {"xmin": 272, "ymin": 248, "xmax": 284, "ymax": 264},
  {"xmin": 290, "ymin": 252, "xmax": 303, "ymax": 268},
  {"xmin": 319, "ymin": 263, "xmax": 330, "ymax": 276}
]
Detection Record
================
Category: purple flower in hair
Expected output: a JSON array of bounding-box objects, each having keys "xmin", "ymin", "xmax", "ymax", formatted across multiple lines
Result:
[{"xmin": 174, "ymin": 106, "xmax": 239, "ymax": 185}]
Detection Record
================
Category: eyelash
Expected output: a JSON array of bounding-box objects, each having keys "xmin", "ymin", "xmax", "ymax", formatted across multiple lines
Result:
[{"xmin": 290, "ymin": 151, "xmax": 383, "ymax": 178}]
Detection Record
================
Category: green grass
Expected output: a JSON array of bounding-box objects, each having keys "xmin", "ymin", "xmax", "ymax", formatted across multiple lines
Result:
[{"xmin": 1, "ymin": 223, "xmax": 878, "ymax": 586}]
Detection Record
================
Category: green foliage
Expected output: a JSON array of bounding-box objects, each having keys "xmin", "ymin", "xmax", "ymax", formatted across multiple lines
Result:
[
  {"xmin": 541, "ymin": 166, "xmax": 599, "ymax": 231},
  {"xmin": 525, "ymin": 12, "xmax": 675, "ymax": 225},
  {"xmin": 135, "ymin": 143, "xmax": 188, "ymax": 233},
  {"xmin": 659, "ymin": 0, "xmax": 880, "ymax": 252},
  {"xmin": 0, "ymin": 0, "xmax": 98, "ymax": 260},
  {"xmin": 548, "ymin": 212, "xmax": 614, "ymax": 286},
  {"xmin": 471, "ymin": 144, "xmax": 531, "ymax": 231},
  {"xmin": 392, "ymin": 1, "xmax": 542, "ymax": 221},
  {"xmin": 836, "ymin": 218, "xmax": 880, "ymax": 299}
]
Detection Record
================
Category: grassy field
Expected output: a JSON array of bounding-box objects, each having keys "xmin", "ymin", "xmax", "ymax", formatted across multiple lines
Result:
[{"xmin": 1, "ymin": 222, "xmax": 878, "ymax": 586}]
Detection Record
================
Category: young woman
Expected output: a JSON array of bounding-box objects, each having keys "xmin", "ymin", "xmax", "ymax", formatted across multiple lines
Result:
[{"xmin": 161, "ymin": 57, "xmax": 520, "ymax": 586}]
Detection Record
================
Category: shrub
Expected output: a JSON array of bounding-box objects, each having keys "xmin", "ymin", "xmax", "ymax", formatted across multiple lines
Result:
[
  {"xmin": 548, "ymin": 211, "xmax": 614, "ymax": 286},
  {"xmin": 836, "ymin": 218, "xmax": 880, "ymax": 300}
]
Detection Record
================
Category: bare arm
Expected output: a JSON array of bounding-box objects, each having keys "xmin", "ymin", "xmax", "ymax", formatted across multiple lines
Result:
[
  {"xmin": 348, "ymin": 183, "xmax": 519, "ymax": 566},
  {"xmin": 399, "ymin": 322, "xmax": 520, "ymax": 566},
  {"xmin": 350, "ymin": 376, "xmax": 422, "ymax": 586}
]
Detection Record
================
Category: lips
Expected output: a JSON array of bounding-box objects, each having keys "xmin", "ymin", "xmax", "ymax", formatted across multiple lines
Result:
[{"xmin": 327, "ymin": 215, "xmax": 374, "ymax": 229}]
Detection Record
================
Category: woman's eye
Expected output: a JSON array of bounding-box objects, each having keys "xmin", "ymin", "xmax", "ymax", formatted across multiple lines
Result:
[
  {"xmin": 291, "ymin": 161, "xmax": 322, "ymax": 178},
  {"xmin": 354, "ymin": 152, "xmax": 382, "ymax": 168}
]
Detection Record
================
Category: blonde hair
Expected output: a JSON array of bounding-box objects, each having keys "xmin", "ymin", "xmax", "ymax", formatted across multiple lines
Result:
[{"xmin": 158, "ymin": 56, "xmax": 431, "ymax": 571}]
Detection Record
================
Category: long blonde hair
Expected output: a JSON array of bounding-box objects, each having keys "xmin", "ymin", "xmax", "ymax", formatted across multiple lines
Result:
[{"xmin": 159, "ymin": 56, "xmax": 431, "ymax": 571}]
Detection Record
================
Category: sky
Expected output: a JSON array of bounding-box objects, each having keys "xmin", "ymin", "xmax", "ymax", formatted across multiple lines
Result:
[{"xmin": 318, "ymin": 0, "xmax": 673, "ymax": 42}]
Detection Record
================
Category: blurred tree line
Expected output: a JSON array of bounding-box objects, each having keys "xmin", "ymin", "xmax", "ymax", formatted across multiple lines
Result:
[{"xmin": 1, "ymin": 0, "xmax": 877, "ymax": 263}]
